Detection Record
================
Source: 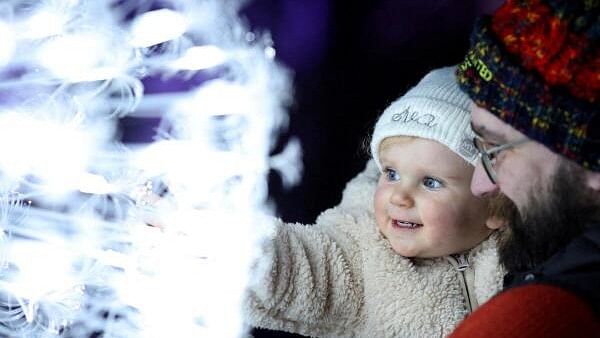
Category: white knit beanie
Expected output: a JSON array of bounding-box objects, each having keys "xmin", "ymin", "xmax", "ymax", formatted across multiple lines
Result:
[{"xmin": 370, "ymin": 66, "xmax": 478, "ymax": 171}]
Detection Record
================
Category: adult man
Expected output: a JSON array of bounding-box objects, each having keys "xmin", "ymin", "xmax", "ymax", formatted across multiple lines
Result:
[{"xmin": 449, "ymin": 0, "xmax": 600, "ymax": 336}]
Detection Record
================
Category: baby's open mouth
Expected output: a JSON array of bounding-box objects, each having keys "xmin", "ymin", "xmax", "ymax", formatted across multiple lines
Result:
[{"xmin": 392, "ymin": 219, "xmax": 423, "ymax": 229}]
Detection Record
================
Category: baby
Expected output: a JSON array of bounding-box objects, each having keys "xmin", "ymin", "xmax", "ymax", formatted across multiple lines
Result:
[{"xmin": 245, "ymin": 66, "xmax": 504, "ymax": 337}]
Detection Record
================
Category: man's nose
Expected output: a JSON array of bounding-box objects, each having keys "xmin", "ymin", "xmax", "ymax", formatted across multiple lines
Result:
[{"xmin": 471, "ymin": 162, "xmax": 499, "ymax": 197}]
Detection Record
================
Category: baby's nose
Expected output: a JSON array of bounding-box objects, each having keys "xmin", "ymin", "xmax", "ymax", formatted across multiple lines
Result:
[{"xmin": 390, "ymin": 186, "xmax": 414, "ymax": 208}]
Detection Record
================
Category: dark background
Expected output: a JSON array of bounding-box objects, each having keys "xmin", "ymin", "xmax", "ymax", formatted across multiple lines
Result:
[
  {"xmin": 244, "ymin": 0, "xmax": 503, "ymax": 224},
  {"xmin": 242, "ymin": 0, "xmax": 503, "ymax": 337}
]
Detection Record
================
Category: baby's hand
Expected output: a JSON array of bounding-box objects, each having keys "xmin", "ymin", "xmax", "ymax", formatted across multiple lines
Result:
[{"xmin": 131, "ymin": 179, "xmax": 173, "ymax": 229}]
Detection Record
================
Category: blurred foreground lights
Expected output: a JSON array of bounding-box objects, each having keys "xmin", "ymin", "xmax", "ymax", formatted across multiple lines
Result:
[
  {"xmin": 6, "ymin": 241, "xmax": 82, "ymax": 309},
  {"xmin": 130, "ymin": 9, "xmax": 188, "ymax": 48},
  {"xmin": 76, "ymin": 173, "xmax": 114, "ymax": 195},
  {"xmin": 170, "ymin": 45, "xmax": 227, "ymax": 70},
  {"xmin": 37, "ymin": 33, "xmax": 121, "ymax": 81},
  {"xmin": 0, "ymin": 20, "xmax": 15, "ymax": 66},
  {"xmin": 264, "ymin": 46, "xmax": 276, "ymax": 59},
  {"xmin": 23, "ymin": 10, "xmax": 65, "ymax": 39},
  {"xmin": 0, "ymin": 113, "xmax": 92, "ymax": 185}
]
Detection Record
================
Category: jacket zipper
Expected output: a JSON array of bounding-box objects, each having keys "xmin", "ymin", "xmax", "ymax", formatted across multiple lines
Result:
[{"xmin": 447, "ymin": 254, "xmax": 478, "ymax": 314}]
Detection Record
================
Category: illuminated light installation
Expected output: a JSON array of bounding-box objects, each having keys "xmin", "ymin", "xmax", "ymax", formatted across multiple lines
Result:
[
  {"xmin": 130, "ymin": 9, "xmax": 189, "ymax": 48},
  {"xmin": 0, "ymin": 21, "xmax": 15, "ymax": 67},
  {"xmin": 0, "ymin": 0, "xmax": 297, "ymax": 337}
]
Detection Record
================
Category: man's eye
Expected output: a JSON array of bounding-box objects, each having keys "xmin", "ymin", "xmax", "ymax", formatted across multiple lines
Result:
[
  {"xmin": 423, "ymin": 177, "xmax": 443, "ymax": 189},
  {"xmin": 385, "ymin": 168, "xmax": 400, "ymax": 182}
]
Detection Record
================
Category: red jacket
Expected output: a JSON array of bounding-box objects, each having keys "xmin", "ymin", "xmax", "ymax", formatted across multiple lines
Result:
[{"xmin": 449, "ymin": 284, "xmax": 600, "ymax": 338}]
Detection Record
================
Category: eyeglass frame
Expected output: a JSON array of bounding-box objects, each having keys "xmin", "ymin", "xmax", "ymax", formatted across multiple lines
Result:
[{"xmin": 472, "ymin": 133, "xmax": 529, "ymax": 184}]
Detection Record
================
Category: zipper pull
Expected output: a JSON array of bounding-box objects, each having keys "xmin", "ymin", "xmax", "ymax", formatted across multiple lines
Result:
[{"xmin": 451, "ymin": 254, "xmax": 469, "ymax": 271}]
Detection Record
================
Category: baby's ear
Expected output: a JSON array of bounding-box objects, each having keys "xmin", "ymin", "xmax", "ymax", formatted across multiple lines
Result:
[{"xmin": 485, "ymin": 216, "xmax": 506, "ymax": 230}]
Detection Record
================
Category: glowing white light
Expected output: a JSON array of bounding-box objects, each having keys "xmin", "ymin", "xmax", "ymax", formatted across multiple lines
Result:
[
  {"xmin": 0, "ymin": 21, "xmax": 15, "ymax": 66},
  {"xmin": 170, "ymin": 45, "xmax": 227, "ymax": 70},
  {"xmin": 130, "ymin": 9, "xmax": 188, "ymax": 48},
  {"xmin": 270, "ymin": 138, "xmax": 303, "ymax": 187},
  {"xmin": 0, "ymin": 113, "xmax": 92, "ymax": 185},
  {"xmin": 175, "ymin": 79, "xmax": 257, "ymax": 120},
  {"xmin": 265, "ymin": 46, "xmax": 276, "ymax": 59},
  {"xmin": 77, "ymin": 173, "xmax": 114, "ymax": 194},
  {"xmin": 133, "ymin": 141, "xmax": 248, "ymax": 206},
  {"xmin": 0, "ymin": 1, "xmax": 294, "ymax": 337},
  {"xmin": 6, "ymin": 242, "xmax": 80, "ymax": 303},
  {"xmin": 23, "ymin": 11, "xmax": 65, "ymax": 39},
  {"xmin": 37, "ymin": 33, "xmax": 121, "ymax": 81}
]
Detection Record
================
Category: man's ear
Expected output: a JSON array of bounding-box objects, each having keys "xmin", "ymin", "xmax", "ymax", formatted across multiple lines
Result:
[
  {"xmin": 486, "ymin": 216, "xmax": 506, "ymax": 230},
  {"xmin": 585, "ymin": 170, "xmax": 600, "ymax": 192}
]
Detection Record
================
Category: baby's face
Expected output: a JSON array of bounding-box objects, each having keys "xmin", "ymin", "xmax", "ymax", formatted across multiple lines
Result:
[{"xmin": 374, "ymin": 136, "xmax": 491, "ymax": 258}]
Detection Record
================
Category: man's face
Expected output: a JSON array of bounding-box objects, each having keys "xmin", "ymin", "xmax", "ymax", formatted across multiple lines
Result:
[
  {"xmin": 470, "ymin": 105, "xmax": 561, "ymax": 211},
  {"xmin": 470, "ymin": 105, "xmax": 600, "ymax": 272},
  {"xmin": 487, "ymin": 162, "xmax": 596, "ymax": 272}
]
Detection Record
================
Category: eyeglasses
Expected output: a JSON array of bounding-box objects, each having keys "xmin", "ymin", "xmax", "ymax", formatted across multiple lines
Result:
[{"xmin": 472, "ymin": 134, "xmax": 529, "ymax": 184}]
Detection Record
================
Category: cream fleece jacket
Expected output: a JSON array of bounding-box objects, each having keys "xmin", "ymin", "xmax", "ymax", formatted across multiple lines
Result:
[{"xmin": 244, "ymin": 160, "xmax": 504, "ymax": 338}]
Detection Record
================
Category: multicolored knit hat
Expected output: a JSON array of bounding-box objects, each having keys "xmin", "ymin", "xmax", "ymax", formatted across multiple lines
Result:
[{"xmin": 456, "ymin": 0, "xmax": 599, "ymax": 171}]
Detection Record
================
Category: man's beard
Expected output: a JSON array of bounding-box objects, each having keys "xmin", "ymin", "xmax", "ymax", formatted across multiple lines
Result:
[{"xmin": 489, "ymin": 161, "xmax": 600, "ymax": 273}]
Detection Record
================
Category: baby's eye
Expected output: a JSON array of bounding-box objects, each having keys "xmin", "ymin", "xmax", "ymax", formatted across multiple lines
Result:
[
  {"xmin": 385, "ymin": 168, "xmax": 400, "ymax": 182},
  {"xmin": 423, "ymin": 177, "xmax": 443, "ymax": 190}
]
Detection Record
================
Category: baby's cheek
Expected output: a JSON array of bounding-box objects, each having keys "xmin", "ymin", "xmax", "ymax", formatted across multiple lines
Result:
[
  {"xmin": 373, "ymin": 188, "xmax": 389, "ymax": 226},
  {"xmin": 373, "ymin": 186, "xmax": 386, "ymax": 209},
  {"xmin": 427, "ymin": 204, "xmax": 462, "ymax": 235}
]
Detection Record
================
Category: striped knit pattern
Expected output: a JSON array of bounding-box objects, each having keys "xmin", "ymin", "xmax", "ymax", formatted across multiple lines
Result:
[{"xmin": 456, "ymin": 7, "xmax": 599, "ymax": 171}]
